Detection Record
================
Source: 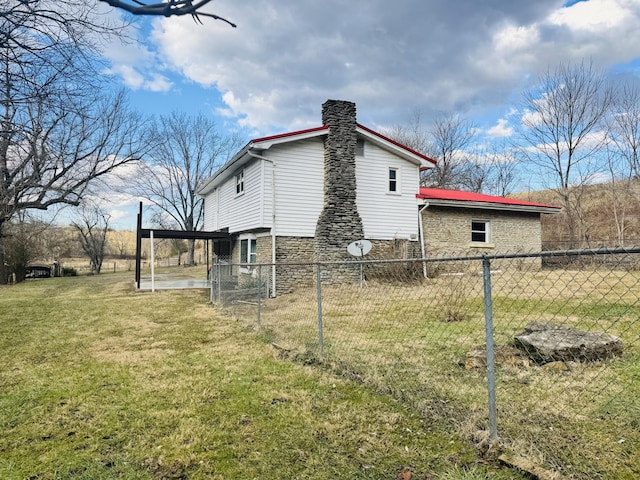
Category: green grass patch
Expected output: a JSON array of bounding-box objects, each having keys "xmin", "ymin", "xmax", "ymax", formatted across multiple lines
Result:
[{"xmin": 0, "ymin": 274, "xmax": 526, "ymax": 479}]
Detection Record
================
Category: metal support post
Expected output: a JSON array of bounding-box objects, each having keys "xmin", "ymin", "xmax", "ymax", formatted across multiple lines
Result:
[
  {"xmin": 482, "ymin": 256, "xmax": 498, "ymax": 441},
  {"xmin": 316, "ymin": 264, "xmax": 324, "ymax": 359},
  {"xmin": 217, "ymin": 258, "xmax": 221, "ymax": 303},
  {"xmin": 257, "ymin": 265, "xmax": 262, "ymax": 328}
]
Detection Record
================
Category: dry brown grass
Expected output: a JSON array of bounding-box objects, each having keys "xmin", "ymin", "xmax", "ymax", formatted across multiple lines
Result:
[{"xmin": 227, "ymin": 265, "xmax": 640, "ymax": 479}]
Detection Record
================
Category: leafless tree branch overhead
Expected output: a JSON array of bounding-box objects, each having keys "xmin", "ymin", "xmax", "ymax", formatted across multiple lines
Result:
[{"xmin": 99, "ymin": 0, "xmax": 237, "ymax": 26}]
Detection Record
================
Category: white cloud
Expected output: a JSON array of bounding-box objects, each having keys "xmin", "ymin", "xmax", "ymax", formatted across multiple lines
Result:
[
  {"xmin": 549, "ymin": 0, "xmax": 628, "ymax": 31},
  {"xmin": 101, "ymin": 16, "xmax": 174, "ymax": 92},
  {"xmin": 146, "ymin": 74, "xmax": 173, "ymax": 93},
  {"xmin": 487, "ymin": 118, "xmax": 514, "ymax": 138},
  {"xmin": 108, "ymin": 208, "xmax": 131, "ymax": 222},
  {"xmin": 104, "ymin": 0, "xmax": 640, "ymax": 135},
  {"xmin": 105, "ymin": 64, "xmax": 145, "ymax": 89}
]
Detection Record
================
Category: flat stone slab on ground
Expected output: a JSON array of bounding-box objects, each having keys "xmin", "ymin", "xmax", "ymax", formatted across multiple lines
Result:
[
  {"xmin": 514, "ymin": 322, "xmax": 623, "ymax": 364},
  {"xmin": 463, "ymin": 344, "xmax": 530, "ymax": 370}
]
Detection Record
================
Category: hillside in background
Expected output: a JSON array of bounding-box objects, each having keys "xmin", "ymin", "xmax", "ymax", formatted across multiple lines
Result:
[
  {"xmin": 512, "ymin": 179, "xmax": 640, "ymax": 249},
  {"xmin": 23, "ymin": 227, "xmax": 207, "ymax": 275},
  {"xmin": 19, "ymin": 180, "xmax": 640, "ymax": 275}
]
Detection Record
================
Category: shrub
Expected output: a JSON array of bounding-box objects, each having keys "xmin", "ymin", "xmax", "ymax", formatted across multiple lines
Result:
[{"xmin": 63, "ymin": 267, "xmax": 77, "ymax": 277}]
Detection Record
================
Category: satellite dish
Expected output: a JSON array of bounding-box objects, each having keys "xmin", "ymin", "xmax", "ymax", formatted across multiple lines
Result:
[{"xmin": 347, "ymin": 239, "xmax": 372, "ymax": 257}]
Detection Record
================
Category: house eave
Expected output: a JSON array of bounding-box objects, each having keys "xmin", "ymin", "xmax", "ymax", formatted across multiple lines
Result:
[
  {"xmin": 197, "ymin": 127, "xmax": 331, "ymax": 196},
  {"xmin": 197, "ymin": 145, "xmax": 253, "ymax": 196},
  {"xmin": 356, "ymin": 124, "xmax": 436, "ymax": 168},
  {"xmin": 251, "ymin": 126, "xmax": 329, "ymax": 149},
  {"xmin": 420, "ymin": 198, "xmax": 562, "ymax": 214}
]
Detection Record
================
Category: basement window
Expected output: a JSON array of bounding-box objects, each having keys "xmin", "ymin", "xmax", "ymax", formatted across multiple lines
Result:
[
  {"xmin": 235, "ymin": 169, "xmax": 244, "ymax": 195},
  {"xmin": 471, "ymin": 220, "xmax": 490, "ymax": 243},
  {"xmin": 240, "ymin": 238, "xmax": 257, "ymax": 265}
]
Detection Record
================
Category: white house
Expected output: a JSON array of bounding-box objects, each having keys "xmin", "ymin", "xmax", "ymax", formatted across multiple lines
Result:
[
  {"xmin": 198, "ymin": 99, "xmax": 435, "ymax": 293},
  {"xmin": 198, "ymin": 99, "xmax": 560, "ymax": 294}
]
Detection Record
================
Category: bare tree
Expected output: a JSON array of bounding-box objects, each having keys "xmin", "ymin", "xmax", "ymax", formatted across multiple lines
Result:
[
  {"xmin": 609, "ymin": 81, "xmax": 640, "ymax": 179},
  {"xmin": 517, "ymin": 61, "xmax": 614, "ymax": 246},
  {"xmin": 385, "ymin": 111, "xmax": 479, "ymax": 190},
  {"xmin": 461, "ymin": 146, "xmax": 520, "ymax": 196},
  {"xmin": 604, "ymin": 147, "xmax": 630, "ymax": 247},
  {"xmin": 99, "ymin": 0, "xmax": 236, "ymax": 25},
  {"xmin": 108, "ymin": 230, "xmax": 132, "ymax": 258},
  {"xmin": 0, "ymin": 1, "xmax": 150, "ymax": 282},
  {"xmin": 424, "ymin": 113, "xmax": 477, "ymax": 189},
  {"xmin": 603, "ymin": 80, "xmax": 640, "ymax": 247},
  {"xmin": 385, "ymin": 110, "xmax": 432, "ymax": 158},
  {"xmin": 126, "ymin": 112, "xmax": 244, "ymax": 264},
  {"xmin": 73, "ymin": 203, "xmax": 111, "ymax": 274},
  {"xmin": 1, "ymin": 213, "xmax": 48, "ymax": 282}
]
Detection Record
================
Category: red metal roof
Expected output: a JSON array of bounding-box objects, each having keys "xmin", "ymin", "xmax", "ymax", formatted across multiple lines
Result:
[
  {"xmin": 251, "ymin": 126, "xmax": 329, "ymax": 144},
  {"xmin": 417, "ymin": 188, "xmax": 561, "ymax": 210},
  {"xmin": 356, "ymin": 124, "xmax": 437, "ymax": 165}
]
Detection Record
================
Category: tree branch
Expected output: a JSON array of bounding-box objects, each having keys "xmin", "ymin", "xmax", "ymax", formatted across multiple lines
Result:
[{"xmin": 99, "ymin": 0, "xmax": 237, "ymax": 27}]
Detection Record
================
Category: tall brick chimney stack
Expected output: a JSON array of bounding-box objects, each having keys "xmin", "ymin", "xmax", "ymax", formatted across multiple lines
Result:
[{"xmin": 315, "ymin": 99, "xmax": 364, "ymax": 265}]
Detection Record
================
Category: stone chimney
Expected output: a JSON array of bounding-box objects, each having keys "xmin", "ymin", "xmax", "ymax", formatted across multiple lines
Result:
[{"xmin": 315, "ymin": 100, "xmax": 364, "ymax": 266}]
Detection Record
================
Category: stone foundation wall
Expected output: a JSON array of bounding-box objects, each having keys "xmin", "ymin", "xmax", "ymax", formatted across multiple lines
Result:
[
  {"xmin": 364, "ymin": 239, "xmax": 423, "ymax": 281},
  {"xmin": 274, "ymin": 236, "xmax": 316, "ymax": 294},
  {"xmin": 421, "ymin": 206, "xmax": 542, "ymax": 271},
  {"xmin": 367, "ymin": 239, "xmax": 422, "ymax": 260},
  {"xmin": 256, "ymin": 235, "xmax": 272, "ymax": 265}
]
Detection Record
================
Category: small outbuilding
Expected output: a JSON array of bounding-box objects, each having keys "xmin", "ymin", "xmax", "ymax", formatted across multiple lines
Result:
[{"xmin": 417, "ymin": 188, "xmax": 561, "ymax": 257}]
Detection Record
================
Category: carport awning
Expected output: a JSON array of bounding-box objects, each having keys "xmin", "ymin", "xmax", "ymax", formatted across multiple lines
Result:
[
  {"xmin": 139, "ymin": 229, "xmax": 232, "ymax": 240},
  {"xmin": 136, "ymin": 228, "xmax": 233, "ymax": 290},
  {"xmin": 135, "ymin": 201, "xmax": 235, "ymax": 290}
]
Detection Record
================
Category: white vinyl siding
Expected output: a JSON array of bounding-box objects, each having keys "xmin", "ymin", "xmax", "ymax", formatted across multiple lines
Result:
[
  {"xmin": 261, "ymin": 161, "xmax": 274, "ymax": 228},
  {"xmin": 202, "ymin": 188, "xmax": 219, "ymax": 231},
  {"xmin": 268, "ymin": 138, "xmax": 324, "ymax": 237},
  {"xmin": 202, "ymin": 134, "xmax": 422, "ymax": 240},
  {"xmin": 202, "ymin": 138, "xmax": 324, "ymax": 235},
  {"xmin": 356, "ymin": 142, "xmax": 420, "ymax": 240},
  {"xmin": 209, "ymin": 160, "xmax": 264, "ymax": 233}
]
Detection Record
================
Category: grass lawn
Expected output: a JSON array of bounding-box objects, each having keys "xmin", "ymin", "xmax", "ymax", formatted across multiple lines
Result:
[
  {"xmin": 0, "ymin": 273, "xmax": 525, "ymax": 480},
  {"xmin": 233, "ymin": 265, "xmax": 640, "ymax": 480}
]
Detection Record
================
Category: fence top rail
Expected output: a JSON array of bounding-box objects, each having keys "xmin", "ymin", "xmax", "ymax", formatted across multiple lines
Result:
[{"xmin": 211, "ymin": 247, "xmax": 640, "ymax": 269}]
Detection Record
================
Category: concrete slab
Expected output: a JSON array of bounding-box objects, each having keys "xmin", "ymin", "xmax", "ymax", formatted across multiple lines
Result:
[{"xmin": 138, "ymin": 275, "xmax": 210, "ymax": 290}]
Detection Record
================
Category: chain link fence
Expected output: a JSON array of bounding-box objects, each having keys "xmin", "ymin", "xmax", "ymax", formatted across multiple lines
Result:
[{"xmin": 209, "ymin": 249, "xmax": 640, "ymax": 479}]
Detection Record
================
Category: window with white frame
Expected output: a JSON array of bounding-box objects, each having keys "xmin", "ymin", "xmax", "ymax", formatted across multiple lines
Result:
[
  {"xmin": 471, "ymin": 220, "xmax": 490, "ymax": 243},
  {"xmin": 239, "ymin": 238, "xmax": 257, "ymax": 264},
  {"xmin": 388, "ymin": 167, "xmax": 399, "ymax": 193},
  {"xmin": 235, "ymin": 169, "xmax": 244, "ymax": 195},
  {"xmin": 356, "ymin": 138, "xmax": 365, "ymax": 157}
]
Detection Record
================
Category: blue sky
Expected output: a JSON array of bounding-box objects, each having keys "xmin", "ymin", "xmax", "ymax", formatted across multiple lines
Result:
[{"xmin": 94, "ymin": 0, "xmax": 640, "ymax": 229}]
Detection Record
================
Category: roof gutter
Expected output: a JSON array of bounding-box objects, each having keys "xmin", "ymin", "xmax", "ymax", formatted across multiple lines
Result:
[
  {"xmin": 418, "ymin": 202, "xmax": 430, "ymax": 278},
  {"xmin": 418, "ymin": 198, "xmax": 561, "ymax": 214},
  {"xmin": 247, "ymin": 149, "xmax": 277, "ymax": 297}
]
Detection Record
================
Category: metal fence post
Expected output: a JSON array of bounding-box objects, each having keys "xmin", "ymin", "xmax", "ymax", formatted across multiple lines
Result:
[
  {"xmin": 217, "ymin": 257, "xmax": 222, "ymax": 303},
  {"xmin": 482, "ymin": 255, "xmax": 498, "ymax": 442},
  {"xmin": 316, "ymin": 263, "xmax": 324, "ymax": 359},
  {"xmin": 209, "ymin": 259, "xmax": 214, "ymax": 303},
  {"xmin": 257, "ymin": 265, "xmax": 262, "ymax": 328}
]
